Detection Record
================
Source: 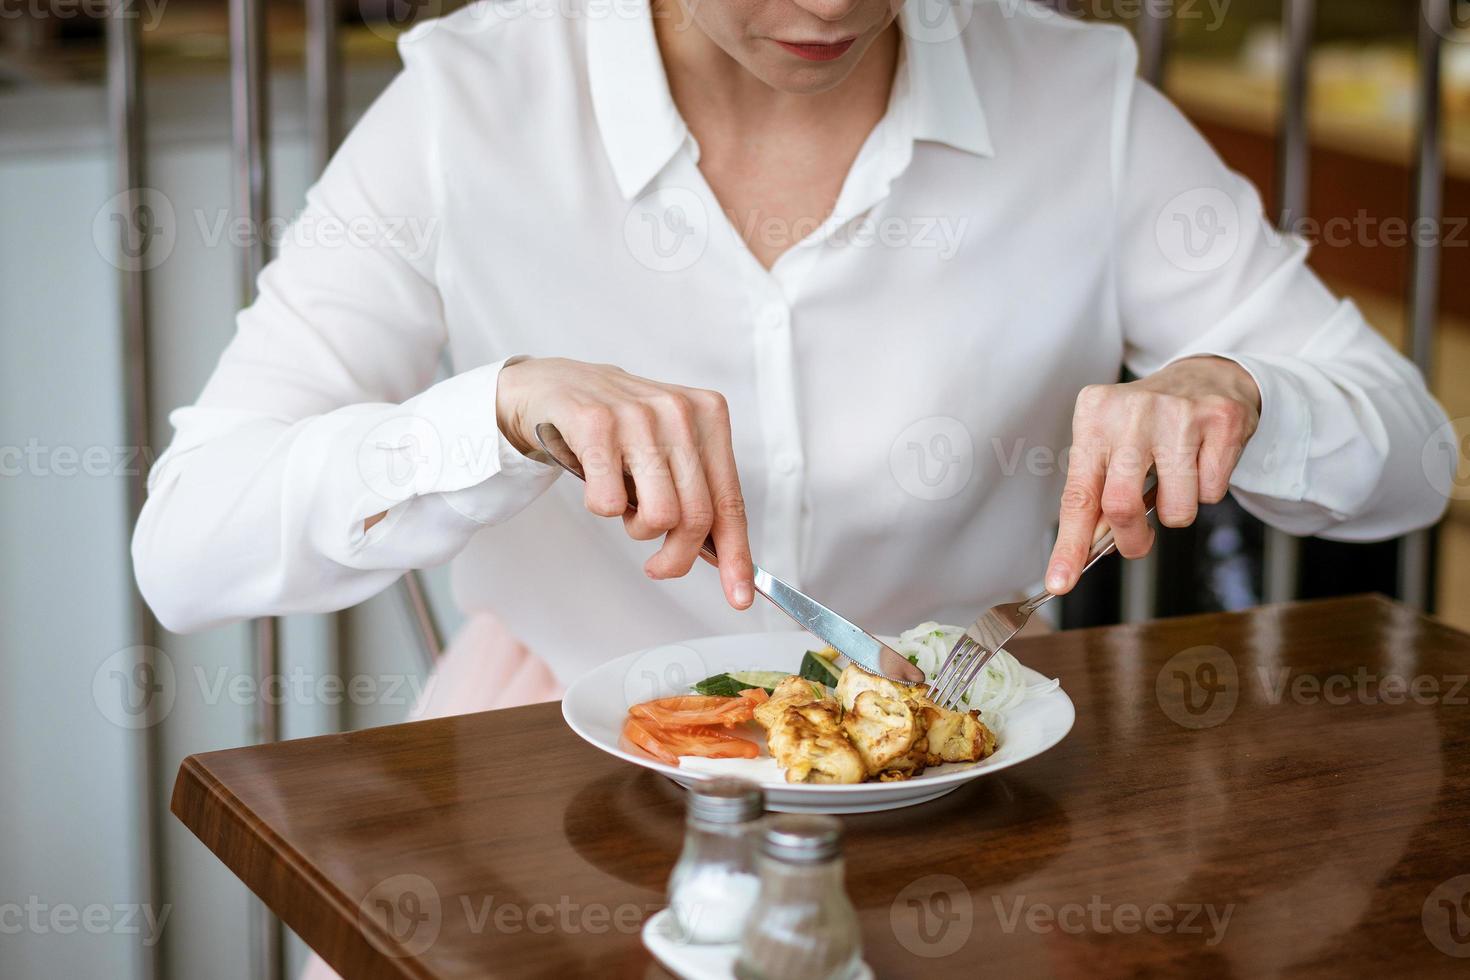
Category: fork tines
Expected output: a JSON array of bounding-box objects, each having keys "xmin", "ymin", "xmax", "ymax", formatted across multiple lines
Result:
[{"xmin": 928, "ymin": 636, "xmax": 998, "ymax": 711}]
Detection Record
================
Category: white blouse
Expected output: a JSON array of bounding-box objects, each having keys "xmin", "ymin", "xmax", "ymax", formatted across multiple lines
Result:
[{"xmin": 133, "ymin": 0, "xmax": 1453, "ymax": 684}]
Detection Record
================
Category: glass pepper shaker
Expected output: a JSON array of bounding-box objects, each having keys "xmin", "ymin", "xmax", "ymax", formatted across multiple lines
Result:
[
  {"xmin": 666, "ymin": 778, "xmax": 765, "ymax": 944},
  {"xmin": 735, "ymin": 815, "xmax": 862, "ymax": 980}
]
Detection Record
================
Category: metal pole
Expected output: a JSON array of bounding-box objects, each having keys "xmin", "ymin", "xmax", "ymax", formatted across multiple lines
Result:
[
  {"xmin": 1263, "ymin": 0, "xmax": 1315, "ymax": 604},
  {"xmin": 398, "ymin": 569, "xmax": 445, "ymax": 673},
  {"xmin": 106, "ymin": 5, "xmax": 162, "ymax": 978},
  {"xmin": 1121, "ymin": 0, "xmax": 1172, "ymax": 623},
  {"xmin": 304, "ymin": 0, "xmax": 340, "ymax": 176},
  {"xmin": 304, "ymin": 0, "xmax": 352, "ymax": 742},
  {"xmin": 229, "ymin": 0, "xmax": 282, "ymax": 975},
  {"xmin": 1400, "ymin": 0, "xmax": 1447, "ymax": 610},
  {"xmin": 1136, "ymin": 0, "xmax": 1171, "ymax": 88}
]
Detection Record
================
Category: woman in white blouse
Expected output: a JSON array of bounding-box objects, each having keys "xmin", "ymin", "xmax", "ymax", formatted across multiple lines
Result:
[{"xmin": 134, "ymin": 0, "xmax": 1453, "ymax": 711}]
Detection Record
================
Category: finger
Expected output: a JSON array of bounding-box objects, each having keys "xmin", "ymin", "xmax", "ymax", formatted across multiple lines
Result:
[
  {"xmin": 1153, "ymin": 442, "xmax": 1200, "ymax": 529},
  {"xmin": 691, "ymin": 390, "xmax": 753, "ymax": 609},
  {"xmin": 619, "ymin": 409, "xmax": 681, "ymax": 543},
  {"xmin": 565, "ymin": 405, "xmax": 626, "ymax": 518},
  {"xmin": 644, "ymin": 397, "xmax": 715, "ymax": 580},
  {"xmin": 1100, "ymin": 444, "xmax": 1154, "ymax": 559},
  {"xmin": 1046, "ymin": 440, "xmax": 1107, "ymax": 595},
  {"xmin": 1198, "ymin": 399, "xmax": 1248, "ymax": 505}
]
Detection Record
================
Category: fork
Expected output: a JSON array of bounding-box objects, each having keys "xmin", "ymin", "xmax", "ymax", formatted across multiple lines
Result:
[{"xmin": 928, "ymin": 480, "xmax": 1160, "ymax": 710}]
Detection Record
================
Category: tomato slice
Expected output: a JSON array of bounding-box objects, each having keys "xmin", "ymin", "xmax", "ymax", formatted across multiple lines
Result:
[
  {"xmin": 738, "ymin": 688, "xmax": 770, "ymax": 705},
  {"xmin": 655, "ymin": 725, "xmax": 760, "ymax": 760},
  {"xmin": 622, "ymin": 715, "xmax": 761, "ymax": 765},
  {"xmin": 623, "ymin": 717, "xmax": 680, "ymax": 766},
  {"xmin": 629, "ymin": 695, "xmax": 755, "ymax": 728}
]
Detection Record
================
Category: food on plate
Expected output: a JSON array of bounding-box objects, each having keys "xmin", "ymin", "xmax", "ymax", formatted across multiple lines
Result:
[
  {"xmin": 629, "ymin": 694, "xmax": 755, "ymax": 728},
  {"xmin": 692, "ymin": 670, "xmax": 790, "ymax": 697},
  {"xmin": 841, "ymin": 690, "xmax": 927, "ymax": 780},
  {"xmin": 622, "ymin": 715, "xmax": 759, "ymax": 766},
  {"xmin": 797, "ymin": 647, "xmax": 843, "ymax": 687},
  {"xmin": 763, "ymin": 699, "xmax": 867, "ymax": 785},
  {"xmin": 915, "ymin": 696, "xmax": 997, "ymax": 764},
  {"xmin": 751, "ymin": 665, "xmax": 996, "ymax": 784},
  {"xmin": 623, "ymin": 622, "xmax": 1041, "ymax": 780},
  {"xmin": 894, "ymin": 622, "xmax": 1055, "ymax": 714},
  {"xmin": 752, "ymin": 675, "xmax": 829, "ymax": 729}
]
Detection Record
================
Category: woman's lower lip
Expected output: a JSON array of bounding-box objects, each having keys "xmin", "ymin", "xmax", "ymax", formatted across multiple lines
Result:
[{"xmin": 773, "ymin": 38, "xmax": 856, "ymax": 62}]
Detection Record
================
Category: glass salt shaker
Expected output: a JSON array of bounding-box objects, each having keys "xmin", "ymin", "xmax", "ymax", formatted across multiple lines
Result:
[
  {"xmin": 666, "ymin": 778, "xmax": 765, "ymax": 944},
  {"xmin": 735, "ymin": 815, "xmax": 862, "ymax": 980}
]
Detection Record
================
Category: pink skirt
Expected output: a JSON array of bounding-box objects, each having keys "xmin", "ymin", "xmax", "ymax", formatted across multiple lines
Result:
[{"xmin": 298, "ymin": 612, "xmax": 562, "ymax": 980}]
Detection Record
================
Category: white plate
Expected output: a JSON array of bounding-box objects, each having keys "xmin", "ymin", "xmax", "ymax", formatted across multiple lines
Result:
[{"xmin": 562, "ymin": 630, "xmax": 1075, "ymax": 814}]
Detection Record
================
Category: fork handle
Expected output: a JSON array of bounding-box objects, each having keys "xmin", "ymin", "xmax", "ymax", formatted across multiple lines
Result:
[{"xmin": 1020, "ymin": 479, "xmax": 1159, "ymax": 616}]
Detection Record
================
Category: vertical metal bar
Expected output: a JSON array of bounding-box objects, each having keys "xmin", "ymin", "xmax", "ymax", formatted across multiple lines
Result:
[
  {"xmin": 1263, "ymin": 0, "xmax": 1315, "ymax": 604},
  {"xmin": 1121, "ymin": 0, "xmax": 1172, "ymax": 623},
  {"xmin": 231, "ymin": 0, "xmax": 269, "ymax": 304},
  {"xmin": 230, "ymin": 0, "xmax": 282, "ymax": 976},
  {"xmin": 304, "ymin": 0, "xmax": 340, "ymax": 176},
  {"xmin": 107, "ymin": 5, "xmax": 162, "ymax": 979},
  {"xmin": 304, "ymin": 0, "xmax": 350, "ymax": 743},
  {"xmin": 398, "ymin": 569, "xmax": 445, "ymax": 672},
  {"xmin": 1400, "ymin": 0, "xmax": 1447, "ymax": 610},
  {"xmin": 1136, "ymin": 0, "xmax": 1171, "ymax": 87}
]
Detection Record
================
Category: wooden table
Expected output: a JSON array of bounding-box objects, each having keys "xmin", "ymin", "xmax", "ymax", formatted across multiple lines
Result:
[{"xmin": 173, "ymin": 595, "xmax": 1470, "ymax": 978}]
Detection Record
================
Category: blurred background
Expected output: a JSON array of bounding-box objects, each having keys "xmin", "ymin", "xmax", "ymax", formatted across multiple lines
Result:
[{"xmin": 2, "ymin": 1, "xmax": 1467, "ymax": 978}]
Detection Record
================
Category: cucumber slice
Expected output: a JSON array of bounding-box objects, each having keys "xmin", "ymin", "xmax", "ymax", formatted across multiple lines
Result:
[
  {"xmin": 727, "ymin": 670, "xmax": 790, "ymax": 692},
  {"xmin": 691, "ymin": 673, "xmax": 745, "ymax": 697},
  {"xmin": 798, "ymin": 651, "xmax": 842, "ymax": 688}
]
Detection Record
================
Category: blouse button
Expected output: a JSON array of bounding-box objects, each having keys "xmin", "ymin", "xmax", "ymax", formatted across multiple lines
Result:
[
  {"xmin": 757, "ymin": 304, "xmax": 788, "ymax": 331},
  {"xmin": 774, "ymin": 453, "xmax": 799, "ymax": 475}
]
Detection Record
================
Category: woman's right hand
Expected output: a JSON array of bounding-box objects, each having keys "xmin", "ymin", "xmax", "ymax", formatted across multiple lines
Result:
[{"xmin": 495, "ymin": 357, "xmax": 755, "ymax": 611}]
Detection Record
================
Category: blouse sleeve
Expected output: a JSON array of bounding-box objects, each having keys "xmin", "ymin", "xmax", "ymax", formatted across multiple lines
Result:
[{"xmin": 132, "ymin": 41, "xmax": 558, "ymax": 634}]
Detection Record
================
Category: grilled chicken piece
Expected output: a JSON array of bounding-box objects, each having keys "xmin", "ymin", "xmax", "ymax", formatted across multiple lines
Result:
[
  {"xmin": 753, "ymin": 675, "xmax": 828, "ymax": 730},
  {"xmin": 842, "ymin": 690, "xmax": 928, "ymax": 779},
  {"xmin": 765, "ymin": 701, "xmax": 866, "ymax": 784},
  {"xmin": 835, "ymin": 665, "xmax": 919, "ymax": 712},
  {"xmin": 914, "ymin": 697, "xmax": 997, "ymax": 765}
]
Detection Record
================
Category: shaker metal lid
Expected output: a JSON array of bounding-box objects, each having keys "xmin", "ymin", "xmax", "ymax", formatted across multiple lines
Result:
[
  {"xmin": 760, "ymin": 814, "xmax": 843, "ymax": 863},
  {"xmin": 687, "ymin": 777, "xmax": 764, "ymax": 824}
]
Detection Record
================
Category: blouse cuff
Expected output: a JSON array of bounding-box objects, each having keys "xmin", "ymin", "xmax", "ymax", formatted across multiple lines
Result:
[{"xmin": 1162, "ymin": 351, "xmax": 1311, "ymax": 503}]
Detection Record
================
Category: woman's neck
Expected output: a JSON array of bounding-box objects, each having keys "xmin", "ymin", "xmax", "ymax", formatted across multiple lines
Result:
[{"xmin": 651, "ymin": 0, "xmax": 899, "ymax": 136}]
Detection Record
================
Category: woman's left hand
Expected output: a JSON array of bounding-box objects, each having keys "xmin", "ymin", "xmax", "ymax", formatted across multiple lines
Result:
[{"xmin": 1044, "ymin": 356, "xmax": 1262, "ymax": 595}]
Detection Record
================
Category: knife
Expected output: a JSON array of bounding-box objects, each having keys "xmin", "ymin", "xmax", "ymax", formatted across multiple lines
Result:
[{"xmin": 532, "ymin": 422, "xmax": 925, "ymax": 685}]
